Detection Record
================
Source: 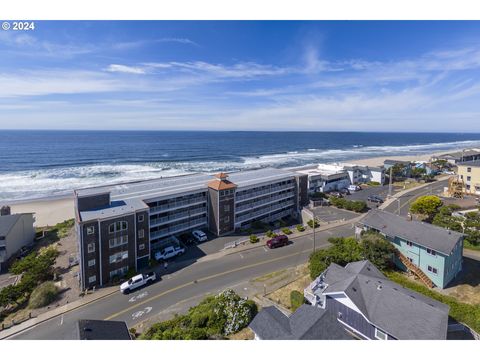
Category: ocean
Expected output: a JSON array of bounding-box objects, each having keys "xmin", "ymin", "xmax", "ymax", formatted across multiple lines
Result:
[{"xmin": 1, "ymin": 130, "xmax": 480, "ymax": 202}]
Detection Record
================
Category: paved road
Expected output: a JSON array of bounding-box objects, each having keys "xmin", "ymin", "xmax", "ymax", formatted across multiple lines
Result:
[
  {"xmin": 383, "ymin": 179, "xmax": 449, "ymax": 216},
  {"xmin": 9, "ymin": 224, "xmax": 354, "ymax": 339}
]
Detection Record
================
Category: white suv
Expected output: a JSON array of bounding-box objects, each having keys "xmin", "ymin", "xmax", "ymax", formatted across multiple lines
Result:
[{"xmin": 192, "ymin": 230, "xmax": 208, "ymax": 242}]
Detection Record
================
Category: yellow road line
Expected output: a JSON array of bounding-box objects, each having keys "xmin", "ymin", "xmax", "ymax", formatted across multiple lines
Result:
[{"xmin": 104, "ymin": 248, "xmax": 312, "ymax": 321}]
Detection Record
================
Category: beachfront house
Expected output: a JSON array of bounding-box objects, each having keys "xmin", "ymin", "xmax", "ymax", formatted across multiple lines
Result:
[
  {"xmin": 0, "ymin": 210, "xmax": 36, "ymax": 271},
  {"xmin": 294, "ymin": 164, "xmax": 351, "ymax": 193},
  {"xmin": 356, "ymin": 210, "xmax": 463, "ymax": 289},
  {"xmin": 249, "ymin": 304, "xmax": 352, "ymax": 340},
  {"xmin": 342, "ymin": 164, "xmax": 385, "ymax": 185},
  {"xmin": 304, "ymin": 260, "xmax": 450, "ymax": 340},
  {"xmin": 456, "ymin": 160, "xmax": 480, "ymax": 195},
  {"xmin": 383, "ymin": 159, "xmax": 412, "ymax": 177}
]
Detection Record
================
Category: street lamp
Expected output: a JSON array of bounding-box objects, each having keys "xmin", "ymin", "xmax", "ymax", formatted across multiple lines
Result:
[{"xmin": 312, "ymin": 216, "xmax": 319, "ymax": 253}]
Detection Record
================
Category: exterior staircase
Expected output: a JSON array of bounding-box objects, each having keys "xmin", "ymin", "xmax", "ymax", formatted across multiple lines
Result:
[{"xmin": 395, "ymin": 250, "xmax": 435, "ymax": 288}]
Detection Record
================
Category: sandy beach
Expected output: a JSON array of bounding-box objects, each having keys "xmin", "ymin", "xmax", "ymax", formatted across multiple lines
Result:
[{"xmin": 2, "ymin": 148, "xmax": 461, "ymax": 228}]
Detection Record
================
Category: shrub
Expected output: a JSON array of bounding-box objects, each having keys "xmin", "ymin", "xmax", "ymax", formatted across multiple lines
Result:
[
  {"xmin": 28, "ymin": 281, "xmax": 59, "ymax": 309},
  {"xmin": 307, "ymin": 219, "xmax": 320, "ymax": 228},
  {"xmin": 410, "ymin": 195, "xmax": 443, "ymax": 219},
  {"xmin": 266, "ymin": 230, "xmax": 277, "ymax": 238},
  {"xmin": 329, "ymin": 197, "xmax": 366, "ymax": 213},
  {"xmin": 281, "ymin": 227, "xmax": 292, "ymax": 235},
  {"xmin": 296, "ymin": 224, "xmax": 305, "ymax": 232},
  {"xmin": 367, "ymin": 181, "xmax": 381, "ymax": 186},
  {"xmin": 311, "ymin": 192, "xmax": 327, "ymax": 199},
  {"xmin": 141, "ymin": 289, "xmax": 258, "ymax": 340},
  {"xmin": 249, "ymin": 234, "xmax": 259, "ymax": 243},
  {"xmin": 290, "ymin": 290, "xmax": 305, "ymax": 312}
]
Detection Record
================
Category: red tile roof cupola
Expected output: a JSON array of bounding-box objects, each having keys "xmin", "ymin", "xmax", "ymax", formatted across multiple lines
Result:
[{"xmin": 208, "ymin": 172, "xmax": 237, "ymax": 191}]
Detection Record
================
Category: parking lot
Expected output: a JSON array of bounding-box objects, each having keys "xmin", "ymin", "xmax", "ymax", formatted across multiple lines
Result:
[{"xmin": 311, "ymin": 205, "xmax": 359, "ymax": 223}]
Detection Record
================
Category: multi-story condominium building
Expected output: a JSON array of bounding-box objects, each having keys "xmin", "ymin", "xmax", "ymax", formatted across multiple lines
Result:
[
  {"xmin": 456, "ymin": 160, "xmax": 480, "ymax": 195},
  {"xmin": 74, "ymin": 168, "xmax": 308, "ymax": 289},
  {"xmin": 0, "ymin": 210, "xmax": 35, "ymax": 271},
  {"xmin": 356, "ymin": 210, "xmax": 464, "ymax": 289},
  {"xmin": 304, "ymin": 260, "xmax": 450, "ymax": 340},
  {"xmin": 294, "ymin": 165, "xmax": 350, "ymax": 193}
]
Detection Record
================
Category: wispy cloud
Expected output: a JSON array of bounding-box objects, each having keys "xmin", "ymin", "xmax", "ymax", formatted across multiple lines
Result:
[
  {"xmin": 112, "ymin": 38, "xmax": 198, "ymax": 50},
  {"xmin": 105, "ymin": 64, "xmax": 146, "ymax": 74}
]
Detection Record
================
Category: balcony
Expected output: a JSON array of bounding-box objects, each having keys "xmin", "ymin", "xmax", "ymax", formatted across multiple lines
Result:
[
  {"xmin": 236, "ymin": 183, "xmax": 295, "ymax": 203},
  {"xmin": 235, "ymin": 201, "xmax": 295, "ymax": 223},
  {"xmin": 149, "ymin": 197, "xmax": 207, "ymax": 215},
  {"xmin": 235, "ymin": 192, "xmax": 295, "ymax": 213},
  {"xmin": 150, "ymin": 218, "xmax": 207, "ymax": 241},
  {"xmin": 150, "ymin": 207, "xmax": 207, "ymax": 227}
]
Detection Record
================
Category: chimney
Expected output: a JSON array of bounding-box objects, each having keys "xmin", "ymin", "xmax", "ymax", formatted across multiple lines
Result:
[{"xmin": 0, "ymin": 205, "xmax": 11, "ymax": 216}]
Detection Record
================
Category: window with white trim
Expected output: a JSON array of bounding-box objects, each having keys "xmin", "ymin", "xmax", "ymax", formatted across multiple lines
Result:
[
  {"xmin": 138, "ymin": 229, "xmax": 144, "ymax": 239},
  {"xmin": 427, "ymin": 265, "xmax": 438, "ymax": 274},
  {"xmin": 375, "ymin": 328, "xmax": 388, "ymax": 340},
  {"xmin": 426, "ymin": 248, "xmax": 437, "ymax": 256},
  {"xmin": 87, "ymin": 242, "xmax": 95, "ymax": 253},
  {"xmin": 109, "ymin": 266, "xmax": 128, "ymax": 279},
  {"xmin": 88, "ymin": 259, "xmax": 96, "ymax": 267},
  {"xmin": 88, "ymin": 275, "xmax": 96, "ymax": 284},
  {"xmin": 139, "ymin": 243, "xmax": 145, "ymax": 251},
  {"xmin": 108, "ymin": 221, "xmax": 128, "ymax": 234},
  {"xmin": 109, "ymin": 235, "xmax": 128, "ymax": 249},
  {"xmin": 86, "ymin": 226, "xmax": 95, "ymax": 235},
  {"xmin": 109, "ymin": 251, "xmax": 128, "ymax": 264}
]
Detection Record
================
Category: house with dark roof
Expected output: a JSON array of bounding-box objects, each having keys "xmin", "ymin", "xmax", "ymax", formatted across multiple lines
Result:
[
  {"xmin": 249, "ymin": 304, "xmax": 352, "ymax": 340},
  {"xmin": 357, "ymin": 210, "xmax": 463, "ymax": 288},
  {"xmin": 304, "ymin": 260, "xmax": 450, "ymax": 340},
  {"xmin": 0, "ymin": 212, "xmax": 35, "ymax": 271},
  {"xmin": 77, "ymin": 319, "xmax": 131, "ymax": 340}
]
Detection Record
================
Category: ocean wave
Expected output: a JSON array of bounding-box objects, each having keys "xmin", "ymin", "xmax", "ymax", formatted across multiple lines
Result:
[{"xmin": 1, "ymin": 139, "xmax": 480, "ymax": 202}]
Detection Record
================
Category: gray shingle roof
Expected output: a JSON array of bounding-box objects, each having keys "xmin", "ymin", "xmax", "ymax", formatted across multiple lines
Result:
[
  {"xmin": 0, "ymin": 214, "xmax": 24, "ymax": 236},
  {"xmin": 249, "ymin": 305, "xmax": 352, "ymax": 340},
  {"xmin": 359, "ymin": 210, "xmax": 463, "ymax": 255},
  {"xmin": 319, "ymin": 260, "xmax": 450, "ymax": 340},
  {"xmin": 457, "ymin": 160, "xmax": 480, "ymax": 167}
]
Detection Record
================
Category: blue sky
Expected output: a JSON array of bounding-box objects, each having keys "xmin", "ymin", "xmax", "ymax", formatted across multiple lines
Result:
[{"xmin": 1, "ymin": 21, "xmax": 480, "ymax": 131}]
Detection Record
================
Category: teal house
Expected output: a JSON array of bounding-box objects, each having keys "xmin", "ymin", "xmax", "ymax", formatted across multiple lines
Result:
[{"xmin": 356, "ymin": 210, "xmax": 463, "ymax": 289}]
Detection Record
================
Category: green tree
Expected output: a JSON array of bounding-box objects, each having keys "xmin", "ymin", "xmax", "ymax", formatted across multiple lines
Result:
[
  {"xmin": 360, "ymin": 232, "xmax": 395, "ymax": 270},
  {"xmin": 409, "ymin": 195, "xmax": 443, "ymax": 220},
  {"xmin": 410, "ymin": 167, "xmax": 426, "ymax": 179}
]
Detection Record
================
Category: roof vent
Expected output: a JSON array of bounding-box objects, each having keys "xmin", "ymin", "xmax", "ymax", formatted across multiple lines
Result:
[
  {"xmin": 377, "ymin": 285, "xmax": 382, "ymax": 290},
  {"xmin": 352, "ymin": 287, "xmax": 357, "ymax": 292}
]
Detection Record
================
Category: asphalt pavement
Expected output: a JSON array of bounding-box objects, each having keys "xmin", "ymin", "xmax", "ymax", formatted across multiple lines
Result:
[{"xmin": 8, "ymin": 224, "xmax": 355, "ymax": 339}]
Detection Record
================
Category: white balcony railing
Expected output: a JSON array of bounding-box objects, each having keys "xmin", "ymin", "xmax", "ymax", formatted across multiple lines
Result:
[
  {"xmin": 150, "ymin": 207, "xmax": 206, "ymax": 227},
  {"xmin": 150, "ymin": 218, "xmax": 207, "ymax": 241},
  {"xmin": 149, "ymin": 198, "xmax": 207, "ymax": 215},
  {"xmin": 235, "ymin": 192, "xmax": 294, "ymax": 213},
  {"xmin": 236, "ymin": 183, "xmax": 295, "ymax": 203},
  {"xmin": 235, "ymin": 201, "xmax": 295, "ymax": 223}
]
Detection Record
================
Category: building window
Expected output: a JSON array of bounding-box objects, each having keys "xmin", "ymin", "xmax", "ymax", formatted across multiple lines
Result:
[
  {"xmin": 224, "ymin": 204, "xmax": 230, "ymax": 211},
  {"xmin": 406, "ymin": 241, "xmax": 413, "ymax": 247},
  {"xmin": 87, "ymin": 243, "xmax": 95, "ymax": 253},
  {"xmin": 375, "ymin": 328, "xmax": 388, "ymax": 340},
  {"xmin": 466, "ymin": 184, "xmax": 471, "ymax": 190},
  {"xmin": 467, "ymin": 167, "xmax": 472, "ymax": 173},
  {"xmin": 88, "ymin": 259, "xmax": 96, "ymax": 267},
  {"xmin": 109, "ymin": 266, "xmax": 128, "ymax": 279},
  {"xmin": 427, "ymin": 265, "xmax": 438, "ymax": 274},
  {"xmin": 426, "ymin": 248, "xmax": 437, "ymax": 256},
  {"xmin": 88, "ymin": 275, "xmax": 96, "ymax": 284},
  {"xmin": 108, "ymin": 221, "xmax": 128, "ymax": 234},
  {"xmin": 109, "ymin": 251, "xmax": 128, "ymax": 264},
  {"xmin": 139, "ymin": 244, "xmax": 145, "ymax": 251},
  {"xmin": 138, "ymin": 229, "xmax": 144, "ymax": 239},
  {"xmin": 86, "ymin": 226, "xmax": 95, "ymax": 235},
  {"xmin": 467, "ymin": 176, "xmax": 471, "ymax": 182},
  {"xmin": 109, "ymin": 235, "xmax": 128, "ymax": 249},
  {"xmin": 138, "ymin": 214, "xmax": 144, "ymax": 223}
]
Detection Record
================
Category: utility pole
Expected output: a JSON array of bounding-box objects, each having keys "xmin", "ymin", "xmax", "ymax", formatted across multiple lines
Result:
[
  {"xmin": 313, "ymin": 216, "xmax": 316, "ymax": 253},
  {"xmin": 388, "ymin": 167, "xmax": 393, "ymax": 197}
]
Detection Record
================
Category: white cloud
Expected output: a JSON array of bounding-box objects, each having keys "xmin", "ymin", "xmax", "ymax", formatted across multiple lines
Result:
[{"xmin": 105, "ymin": 64, "xmax": 146, "ymax": 74}]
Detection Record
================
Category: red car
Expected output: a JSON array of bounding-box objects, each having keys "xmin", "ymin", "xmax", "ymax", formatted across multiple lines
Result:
[{"xmin": 266, "ymin": 235, "xmax": 289, "ymax": 249}]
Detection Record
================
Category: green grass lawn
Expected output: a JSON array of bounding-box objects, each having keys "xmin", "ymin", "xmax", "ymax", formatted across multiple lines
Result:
[{"xmin": 385, "ymin": 271, "xmax": 480, "ymax": 333}]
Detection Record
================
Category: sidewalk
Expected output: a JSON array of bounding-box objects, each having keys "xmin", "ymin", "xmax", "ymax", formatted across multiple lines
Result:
[{"xmin": 0, "ymin": 286, "xmax": 117, "ymax": 339}]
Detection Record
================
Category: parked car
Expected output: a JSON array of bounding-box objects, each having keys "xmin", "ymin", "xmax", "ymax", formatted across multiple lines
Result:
[
  {"xmin": 192, "ymin": 230, "xmax": 208, "ymax": 242},
  {"xmin": 328, "ymin": 191, "xmax": 343, "ymax": 198},
  {"xmin": 367, "ymin": 195, "xmax": 384, "ymax": 204},
  {"xmin": 120, "ymin": 272, "xmax": 157, "ymax": 294},
  {"xmin": 154, "ymin": 245, "xmax": 185, "ymax": 261},
  {"xmin": 266, "ymin": 235, "xmax": 289, "ymax": 249},
  {"xmin": 348, "ymin": 185, "xmax": 361, "ymax": 192}
]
